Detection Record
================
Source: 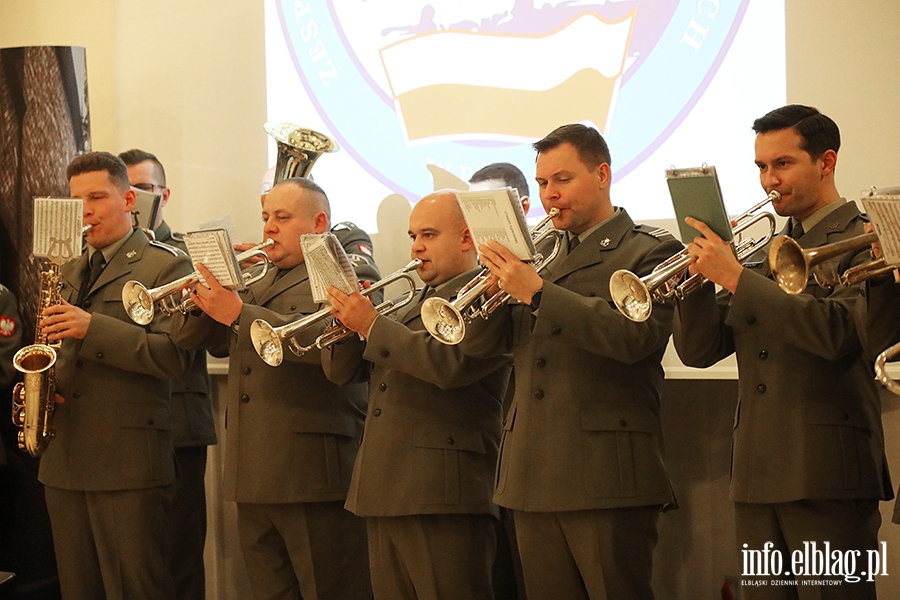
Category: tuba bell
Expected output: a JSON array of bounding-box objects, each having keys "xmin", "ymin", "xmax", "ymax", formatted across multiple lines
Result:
[{"xmin": 265, "ymin": 121, "xmax": 339, "ymax": 183}]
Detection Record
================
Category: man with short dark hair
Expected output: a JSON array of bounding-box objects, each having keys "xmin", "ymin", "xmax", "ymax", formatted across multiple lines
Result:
[
  {"xmin": 119, "ymin": 148, "xmax": 216, "ymax": 600},
  {"xmin": 469, "ymin": 162, "xmax": 531, "ymax": 215},
  {"xmin": 673, "ymin": 104, "xmax": 893, "ymax": 597},
  {"xmin": 466, "ymin": 124, "xmax": 682, "ymax": 599},
  {"xmin": 39, "ymin": 151, "xmax": 194, "ymax": 599},
  {"xmin": 172, "ymin": 177, "xmax": 377, "ymax": 600}
]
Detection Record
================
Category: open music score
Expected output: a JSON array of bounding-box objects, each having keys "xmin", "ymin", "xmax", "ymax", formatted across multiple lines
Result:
[
  {"xmin": 862, "ymin": 187, "xmax": 900, "ymax": 267},
  {"xmin": 301, "ymin": 233, "xmax": 358, "ymax": 303},
  {"xmin": 33, "ymin": 198, "xmax": 84, "ymax": 263},
  {"xmin": 456, "ymin": 187, "xmax": 535, "ymax": 261},
  {"xmin": 183, "ymin": 229, "xmax": 244, "ymax": 290}
]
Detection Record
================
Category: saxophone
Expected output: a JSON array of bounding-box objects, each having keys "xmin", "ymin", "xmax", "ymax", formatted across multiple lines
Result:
[{"xmin": 11, "ymin": 260, "xmax": 63, "ymax": 456}]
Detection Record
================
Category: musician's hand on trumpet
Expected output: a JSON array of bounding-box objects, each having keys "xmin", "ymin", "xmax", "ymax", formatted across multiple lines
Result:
[
  {"xmin": 326, "ymin": 283, "xmax": 377, "ymax": 340},
  {"xmin": 40, "ymin": 298, "xmax": 92, "ymax": 341},
  {"xmin": 188, "ymin": 263, "xmax": 243, "ymax": 326},
  {"xmin": 477, "ymin": 240, "xmax": 543, "ymax": 305},
  {"xmin": 683, "ymin": 217, "xmax": 743, "ymax": 294}
]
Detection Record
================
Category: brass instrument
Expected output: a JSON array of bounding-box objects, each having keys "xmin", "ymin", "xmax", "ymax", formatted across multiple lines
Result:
[
  {"xmin": 10, "ymin": 223, "xmax": 91, "ymax": 456},
  {"xmin": 768, "ymin": 186, "xmax": 900, "ymax": 292},
  {"xmin": 421, "ymin": 209, "xmax": 563, "ymax": 345},
  {"xmin": 251, "ymin": 259, "xmax": 422, "ymax": 367},
  {"xmin": 265, "ymin": 122, "xmax": 338, "ymax": 182},
  {"xmin": 122, "ymin": 239, "xmax": 275, "ymax": 325},
  {"xmin": 769, "ymin": 232, "xmax": 879, "ymax": 294},
  {"xmin": 610, "ymin": 191, "xmax": 780, "ymax": 322},
  {"xmin": 11, "ymin": 262, "xmax": 63, "ymax": 456},
  {"xmin": 875, "ymin": 341, "xmax": 900, "ymax": 396},
  {"xmin": 841, "ymin": 256, "xmax": 900, "ymax": 287}
]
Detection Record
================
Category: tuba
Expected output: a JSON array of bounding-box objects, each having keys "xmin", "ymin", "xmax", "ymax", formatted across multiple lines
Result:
[
  {"xmin": 265, "ymin": 122, "xmax": 339, "ymax": 183},
  {"xmin": 11, "ymin": 261, "xmax": 63, "ymax": 456}
]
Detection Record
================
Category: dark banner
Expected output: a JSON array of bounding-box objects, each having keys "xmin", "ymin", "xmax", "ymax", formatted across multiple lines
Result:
[{"xmin": 0, "ymin": 45, "xmax": 91, "ymax": 342}]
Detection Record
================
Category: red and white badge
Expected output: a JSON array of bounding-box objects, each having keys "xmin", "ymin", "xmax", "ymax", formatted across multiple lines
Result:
[{"xmin": 0, "ymin": 316, "xmax": 16, "ymax": 337}]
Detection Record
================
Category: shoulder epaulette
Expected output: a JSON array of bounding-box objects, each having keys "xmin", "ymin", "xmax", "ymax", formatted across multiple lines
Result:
[
  {"xmin": 170, "ymin": 232, "xmax": 186, "ymax": 243},
  {"xmin": 149, "ymin": 240, "xmax": 188, "ymax": 258},
  {"xmin": 634, "ymin": 224, "xmax": 675, "ymax": 240}
]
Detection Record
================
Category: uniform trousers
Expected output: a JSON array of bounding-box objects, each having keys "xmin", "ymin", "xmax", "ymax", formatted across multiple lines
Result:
[
  {"xmin": 236, "ymin": 501, "xmax": 371, "ymax": 600},
  {"xmin": 44, "ymin": 484, "xmax": 175, "ymax": 600},
  {"xmin": 513, "ymin": 506, "xmax": 659, "ymax": 600},
  {"xmin": 366, "ymin": 513, "xmax": 496, "ymax": 600},
  {"xmin": 167, "ymin": 445, "xmax": 208, "ymax": 600},
  {"xmin": 734, "ymin": 500, "xmax": 881, "ymax": 600}
]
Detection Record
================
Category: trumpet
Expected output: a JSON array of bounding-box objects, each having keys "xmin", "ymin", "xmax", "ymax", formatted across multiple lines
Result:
[
  {"xmin": 769, "ymin": 231, "xmax": 880, "ymax": 294},
  {"xmin": 875, "ymin": 341, "xmax": 900, "ymax": 396},
  {"xmin": 250, "ymin": 259, "xmax": 422, "ymax": 367},
  {"xmin": 422, "ymin": 209, "xmax": 562, "ymax": 345},
  {"xmin": 122, "ymin": 239, "xmax": 275, "ymax": 325},
  {"xmin": 610, "ymin": 191, "xmax": 780, "ymax": 322}
]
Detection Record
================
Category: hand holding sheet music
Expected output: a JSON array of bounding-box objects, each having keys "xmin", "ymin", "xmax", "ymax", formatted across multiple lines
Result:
[
  {"xmin": 455, "ymin": 188, "xmax": 535, "ymax": 261},
  {"xmin": 302, "ymin": 233, "xmax": 359, "ymax": 303},
  {"xmin": 183, "ymin": 229, "xmax": 244, "ymax": 289},
  {"xmin": 861, "ymin": 187, "xmax": 900, "ymax": 267}
]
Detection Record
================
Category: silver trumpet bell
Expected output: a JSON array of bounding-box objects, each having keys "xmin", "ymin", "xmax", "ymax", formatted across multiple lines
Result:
[
  {"xmin": 768, "ymin": 231, "xmax": 880, "ymax": 294},
  {"xmin": 122, "ymin": 239, "xmax": 275, "ymax": 325},
  {"xmin": 422, "ymin": 209, "xmax": 562, "ymax": 345},
  {"xmin": 265, "ymin": 121, "xmax": 339, "ymax": 182},
  {"xmin": 250, "ymin": 259, "xmax": 422, "ymax": 367},
  {"xmin": 610, "ymin": 191, "xmax": 780, "ymax": 322},
  {"xmin": 875, "ymin": 341, "xmax": 900, "ymax": 396}
]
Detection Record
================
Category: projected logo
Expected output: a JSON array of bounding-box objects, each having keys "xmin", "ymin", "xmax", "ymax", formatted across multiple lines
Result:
[{"xmin": 278, "ymin": 1, "xmax": 749, "ymax": 199}]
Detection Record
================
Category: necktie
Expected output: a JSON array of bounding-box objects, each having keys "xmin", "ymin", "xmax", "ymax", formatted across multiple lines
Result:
[
  {"xmin": 568, "ymin": 234, "xmax": 581, "ymax": 254},
  {"xmin": 77, "ymin": 252, "xmax": 106, "ymax": 306},
  {"xmin": 789, "ymin": 220, "xmax": 804, "ymax": 240}
]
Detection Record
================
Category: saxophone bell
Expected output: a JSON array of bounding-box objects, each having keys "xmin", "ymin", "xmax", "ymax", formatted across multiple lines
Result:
[{"xmin": 11, "ymin": 261, "xmax": 63, "ymax": 456}]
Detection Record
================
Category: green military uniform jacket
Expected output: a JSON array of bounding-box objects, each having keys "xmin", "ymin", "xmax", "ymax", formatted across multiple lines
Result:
[
  {"xmin": 674, "ymin": 201, "xmax": 893, "ymax": 504},
  {"xmin": 153, "ymin": 221, "xmax": 216, "ymax": 448},
  {"xmin": 324, "ymin": 268, "xmax": 511, "ymax": 517},
  {"xmin": 465, "ymin": 208, "xmax": 682, "ymax": 512},
  {"xmin": 173, "ymin": 260, "xmax": 378, "ymax": 503},
  {"xmin": 39, "ymin": 229, "xmax": 194, "ymax": 491}
]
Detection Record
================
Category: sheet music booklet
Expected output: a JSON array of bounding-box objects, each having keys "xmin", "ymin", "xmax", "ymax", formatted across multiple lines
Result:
[
  {"xmin": 301, "ymin": 233, "xmax": 359, "ymax": 303},
  {"xmin": 131, "ymin": 187, "xmax": 162, "ymax": 231},
  {"xmin": 183, "ymin": 228, "xmax": 245, "ymax": 289},
  {"xmin": 861, "ymin": 186, "xmax": 900, "ymax": 267},
  {"xmin": 666, "ymin": 165, "xmax": 733, "ymax": 244},
  {"xmin": 455, "ymin": 187, "xmax": 535, "ymax": 261},
  {"xmin": 33, "ymin": 198, "xmax": 84, "ymax": 264}
]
